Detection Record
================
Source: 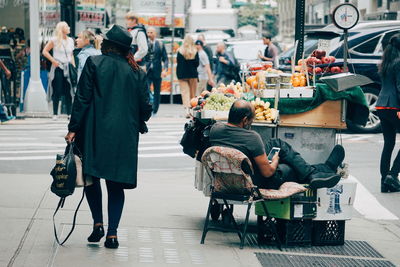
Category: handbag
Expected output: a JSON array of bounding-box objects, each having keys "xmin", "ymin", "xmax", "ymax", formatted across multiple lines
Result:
[
  {"xmin": 50, "ymin": 142, "xmax": 86, "ymax": 245},
  {"xmin": 62, "ymin": 42, "xmax": 78, "ymax": 87}
]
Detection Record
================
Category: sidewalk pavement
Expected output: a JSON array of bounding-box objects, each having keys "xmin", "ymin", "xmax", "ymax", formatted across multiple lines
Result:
[{"xmin": 1, "ymin": 169, "xmax": 400, "ymax": 267}]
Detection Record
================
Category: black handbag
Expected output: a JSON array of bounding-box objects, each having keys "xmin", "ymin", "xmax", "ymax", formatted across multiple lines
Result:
[
  {"xmin": 50, "ymin": 143, "xmax": 85, "ymax": 245},
  {"xmin": 62, "ymin": 42, "xmax": 78, "ymax": 87}
]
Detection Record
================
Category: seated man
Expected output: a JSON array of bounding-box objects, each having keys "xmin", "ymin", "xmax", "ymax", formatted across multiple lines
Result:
[{"xmin": 209, "ymin": 100, "xmax": 345, "ymax": 190}]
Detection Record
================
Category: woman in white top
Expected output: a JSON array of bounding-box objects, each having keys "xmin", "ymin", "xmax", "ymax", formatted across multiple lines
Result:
[{"xmin": 43, "ymin": 21, "xmax": 75, "ymax": 119}]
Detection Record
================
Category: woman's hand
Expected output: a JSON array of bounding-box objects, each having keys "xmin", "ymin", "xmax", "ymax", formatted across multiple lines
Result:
[
  {"xmin": 64, "ymin": 132, "xmax": 76, "ymax": 143},
  {"xmin": 52, "ymin": 60, "xmax": 59, "ymax": 68},
  {"xmin": 397, "ymin": 111, "xmax": 400, "ymax": 120}
]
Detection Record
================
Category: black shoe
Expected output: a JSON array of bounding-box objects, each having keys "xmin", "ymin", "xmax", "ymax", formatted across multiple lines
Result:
[
  {"xmin": 104, "ymin": 237, "xmax": 119, "ymax": 249},
  {"xmin": 325, "ymin": 145, "xmax": 345, "ymax": 171},
  {"xmin": 87, "ymin": 225, "xmax": 105, "ymax": 242},
  {"xmin": 309, "ymin": 172, "xmax": 341, "ymax": 190},
  {"xmin": 382, "ymin": 175, "xmax": 400, "ymax": 193}
]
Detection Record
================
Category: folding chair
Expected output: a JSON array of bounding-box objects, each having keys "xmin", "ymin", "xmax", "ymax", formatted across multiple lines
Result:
[{"xmin": 200, "ymin": 146, "xmax": 282, "ymax": 249}]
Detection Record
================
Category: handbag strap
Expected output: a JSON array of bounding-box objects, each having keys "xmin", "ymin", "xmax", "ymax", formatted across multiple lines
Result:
[{"xmin": 52, "ymin": 188, "xmax": 85, "ymax": 246}]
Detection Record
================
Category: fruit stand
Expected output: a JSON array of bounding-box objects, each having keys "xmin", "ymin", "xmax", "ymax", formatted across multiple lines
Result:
[{"xmin": 188, "ymin": 54, "xmax": 368, "ymax": 246}]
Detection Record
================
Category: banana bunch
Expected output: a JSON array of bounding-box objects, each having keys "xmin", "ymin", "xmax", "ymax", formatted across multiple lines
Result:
[{"xmin": 250, "ymin": 98, "xmax": 278, "ymax": 122}]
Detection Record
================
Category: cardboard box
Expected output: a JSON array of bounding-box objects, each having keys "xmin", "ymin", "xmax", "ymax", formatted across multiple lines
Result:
[
  {"xmin": 279, "ymin": 100, "xmax": 347, "ymax": 129},
  {"xmin": 314, "ymin": 178, "xmax": 357, "ymax": 221}
]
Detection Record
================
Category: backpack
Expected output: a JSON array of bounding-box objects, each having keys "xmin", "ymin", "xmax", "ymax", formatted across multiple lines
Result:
[
  {"xmin": 129, "ymin": 24, "xmax": 148, "ymax": 56},
  {"xmin": 50, "ymin": 143, "xmax": 85, "ymax": 245},
  {"xmin": 226, "ymin": 52, "xmax": 241, "ymax": 82}
]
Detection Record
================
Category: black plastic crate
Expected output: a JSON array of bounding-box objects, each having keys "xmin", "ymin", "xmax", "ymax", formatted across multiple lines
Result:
[
  {"xmin": 257, "ymin": 216, "xmax": 280, "ymax": 245},
  {"xmin": 312, "ymin": 220, "xmax": 345, "ymax": 246},
  {"xmin": 277, "ymin": 219, "xmax": 312, "ymax": 246}
]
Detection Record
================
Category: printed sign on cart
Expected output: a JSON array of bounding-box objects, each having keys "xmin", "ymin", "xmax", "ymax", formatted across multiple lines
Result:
[
  {"xmin": 76, "ymin": 0, "xmax": 106, "ymax": 30},
  {"xmin": 314, "ymin": 179, "xmax": 357, "ymax": 221}
]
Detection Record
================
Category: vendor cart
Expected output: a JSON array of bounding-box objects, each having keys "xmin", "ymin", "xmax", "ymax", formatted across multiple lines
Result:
[{"xmin": 192, "ymin": 81, "xmax": 367, "ymax": 247}]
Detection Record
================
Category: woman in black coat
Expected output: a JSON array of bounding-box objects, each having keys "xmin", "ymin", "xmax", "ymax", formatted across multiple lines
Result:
[
  {"xmin": 65, "ymin": 25, "xmax": 152, "ymax": 248},
  {"xmin": 376, "ymin": 33, "xmax": 400, "ymax": 193}
]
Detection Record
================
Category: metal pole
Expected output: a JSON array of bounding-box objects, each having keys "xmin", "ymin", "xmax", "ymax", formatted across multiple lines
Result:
[
  {"xmin": 24, "ymin": 0, "xmax": 49, "ymax": 114},
  {"xmin": 294, "ymin": 0, "xmax": 306, "ymax": 63},
  {"xmin": 169, "ymin": 0, "xmax": 175, "ymax": 104},
  {"xmin": 343, "ymin": 29, "xmax": 349, "ymax": 73}
]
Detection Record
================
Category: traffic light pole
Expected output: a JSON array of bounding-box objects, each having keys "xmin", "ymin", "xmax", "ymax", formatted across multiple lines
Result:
[{"xmin": 294, "ymin": 0, "xmax": 306, "ymax": 63}]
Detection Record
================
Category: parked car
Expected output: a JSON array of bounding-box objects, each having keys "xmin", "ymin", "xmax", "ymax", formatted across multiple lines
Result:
[
  {"xmin": 226, "ymin": 39, "xmax": 282, "ymax": 64},
  {"xmin": 278, "ymin": 21, "xmax": 400, "ymax": 133}
]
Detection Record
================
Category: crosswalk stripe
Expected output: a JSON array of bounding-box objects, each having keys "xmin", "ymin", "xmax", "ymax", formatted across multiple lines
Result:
[
  {"xmin": 0, "ymin": 152, "xmax": 187, "ymax": 160},
  {"xmin": 351, "ymin": 175, "xmax": 399, "ymax": 220},
  {"xmin": 0, "ymin": 145, "xmax": 182, "ymax": 154}
]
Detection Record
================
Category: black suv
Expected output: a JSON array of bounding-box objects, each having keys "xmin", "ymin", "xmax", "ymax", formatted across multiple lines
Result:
[{"xmin": 279, "ymin": 21, "xmax": 400, "ymax": 133}]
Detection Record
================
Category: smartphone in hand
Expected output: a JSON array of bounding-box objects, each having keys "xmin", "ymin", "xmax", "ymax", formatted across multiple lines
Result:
[{"xmin": 267, "ymin": 147, "xmax": 281, "ymax": 163}]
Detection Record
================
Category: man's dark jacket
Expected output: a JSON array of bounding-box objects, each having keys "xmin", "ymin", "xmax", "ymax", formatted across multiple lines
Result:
[
  {"xmin": 68, "ymin": 54, "xmax": 152, "ymax": 188},
  {"xmin": 146, "ymin": 40, "xmax": 169, "ymax": 79}
]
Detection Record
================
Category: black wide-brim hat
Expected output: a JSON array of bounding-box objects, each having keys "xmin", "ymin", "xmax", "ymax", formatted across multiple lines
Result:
[{"xmin": 102, "ymin": 25, "xmax": 132, "ymax": 49}]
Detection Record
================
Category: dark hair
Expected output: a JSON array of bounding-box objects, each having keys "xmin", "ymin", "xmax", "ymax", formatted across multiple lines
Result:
[
  {"xmin": 101, "ymin": 39, "xmax": 140, "ymax": 71},
  {"xmin": 228, "ymin": 100, "xmax": 254, "ymax": 124},
  {"xmin": 262, "ymin": 34, "xmax": 272, "ymax": 40},
  {"xmin": 379, "ymin": 34, "xmax": 400, "ymax": 77}
]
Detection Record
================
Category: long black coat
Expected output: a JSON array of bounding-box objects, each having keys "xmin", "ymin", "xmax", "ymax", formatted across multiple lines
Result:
[{"xmin": 68, "ymin": 53, "xmax": 152, "ymax": 189}]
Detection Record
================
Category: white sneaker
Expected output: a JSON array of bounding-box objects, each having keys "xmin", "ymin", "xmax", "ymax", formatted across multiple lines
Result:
[{"xmin": 52, "ymin": 115, "xmax": 58, "ymax": 121}]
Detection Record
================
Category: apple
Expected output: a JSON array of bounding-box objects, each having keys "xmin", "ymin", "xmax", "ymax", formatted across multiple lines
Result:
[
  {"xmin": 306, "ymin": 57, "xmax": 318, "ymax": 66},
  {"xmin": 311, "ymin": 49, "xmax": 326, "ymax": 59},
  {"xmin": 323, "ymin": 67, "xmax": 331, "ymax": 73},
  {"xmin": 315, "ymin": 67, "xmax": 322, "ymax": 74},
  {"xmin": 330, "ymin": 66, "xmax": 341, "ymax": 73},
  {"xmin": 315, "ymin": 59, "xmax": 322, "ymax": 65},
  {"xmin": 321, "ymin": 57, "xmax": 330, "ymax": 64},
  {"xmin": 329, "ymin": 56, "xmax": 336, "ymax": 63}
]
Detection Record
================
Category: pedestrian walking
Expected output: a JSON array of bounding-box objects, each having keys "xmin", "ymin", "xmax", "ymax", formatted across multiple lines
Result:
[
  {"xmin": 176, "ymin": 35, "xmax": 199, "ymax": 117},
  {"xmin": 145, "ymin": 27, "xmax": 168, "ymax": 115},
  {"xmin": 125, "ymin": 12, "xmax": 148, "ymax": 67},
  {"xmin": 258, "ymin": 34, "xmax": 279, "ymax": 68},
  {"xmin": 0, "ymin": 58, "xmax": 15, "ymax": 122},
  {"xmin": 42, "ymin": 21, "xmax": 75, "ymax": 120},
  {"xmin": 75, "ymin": 30, "xmax": 101, "ymax": 80},
  {"xmin": 214, "ymin": 42, "xmax": 235, "ymax": 85},
  {"xmin": 64, "ymin": 25, "xmax": 152, "ymax": 249},
  {"xmin": 376, "ymin": 33, "xmax": 400, "ymax": 193},
  {"xmin": 197, "ymin": 34, "xmax": 214, "ymax": 72},
  {"xmin": 195, "ymin": 40, "xmax": 215, "ymax": 95}
]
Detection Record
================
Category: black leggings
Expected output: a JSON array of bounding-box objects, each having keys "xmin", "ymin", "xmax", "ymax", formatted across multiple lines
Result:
[
  {"xmin": 84, "ymin": 177, "xmax": 125, "ymax": 236},
  {"xmin": 377, "ymin": 109, "xmax": 400, "ymax": 178},
  {"xmin": 52, "ymin": 67, "xmax": 72, "ymax": 115}
]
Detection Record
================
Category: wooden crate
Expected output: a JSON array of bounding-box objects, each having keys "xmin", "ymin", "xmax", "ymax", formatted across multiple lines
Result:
[{"xmin": 279, "ymin": 100, "xmax": 346, "ymax": 129}]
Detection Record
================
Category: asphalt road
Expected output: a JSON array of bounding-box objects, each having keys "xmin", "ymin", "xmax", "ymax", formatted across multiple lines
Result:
[{"xmin": 1, "ymin": 117, "xmax": 399, "ymax": 222}]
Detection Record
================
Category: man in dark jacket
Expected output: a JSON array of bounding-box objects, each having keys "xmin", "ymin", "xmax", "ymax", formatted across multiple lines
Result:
[
  {"xmin": 214, "ymin": 42, "xmax": 234, "ymax": 85},
  {"xmin": 146, "ymin": 27, "xmax": 168, "ymax": 115},
  {"xmin": 209, "ymin": 100, "xmax": 345, "ymax": 190}
]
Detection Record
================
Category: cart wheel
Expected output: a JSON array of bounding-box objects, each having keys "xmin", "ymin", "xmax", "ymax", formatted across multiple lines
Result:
[
  {"xmin": 257, "ymin": 216, "xmax": 279, "ymax": 244},
  {"xmin": 210, "ymin": 200, "xmax": 222, "ymax": 221}
]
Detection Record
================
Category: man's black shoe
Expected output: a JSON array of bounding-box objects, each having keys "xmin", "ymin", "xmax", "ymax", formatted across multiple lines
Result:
[
  {"xmin": 382, "ymin": 175, "xmax": 400, "ymax": 192},
  {"xmin": 325, "ymin": 145, "xmax": 345, "ymax": 171},
  {"xmin": 309, "ymin": 172, "xmax": 341, "ymax": 190}
]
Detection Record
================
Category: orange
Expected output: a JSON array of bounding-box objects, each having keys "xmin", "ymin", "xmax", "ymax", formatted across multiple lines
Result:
[
  {"xmin": 292, "ymin": 78, "xmax": 300, "ymax": 87},
  {"xmin": 246, "ymin": 76, "xmax": 256, "ymax": 86},
  {"xmin": 251, "ymin": 80, "xmax": 258, "ymax": 89}
]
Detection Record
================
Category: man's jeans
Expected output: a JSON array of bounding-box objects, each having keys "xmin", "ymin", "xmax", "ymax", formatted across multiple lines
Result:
[{"xmin": 254, "ymin": 138, "xmax": 329, "ymax": 189}]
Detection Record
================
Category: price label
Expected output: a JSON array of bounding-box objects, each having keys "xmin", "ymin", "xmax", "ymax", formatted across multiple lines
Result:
[{"xmin": 318, "ymin": 39, "xmax": 330, "ymax": 52}]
